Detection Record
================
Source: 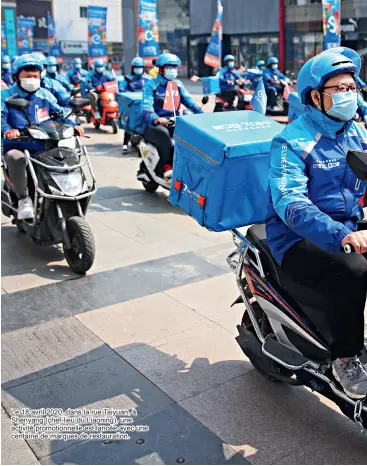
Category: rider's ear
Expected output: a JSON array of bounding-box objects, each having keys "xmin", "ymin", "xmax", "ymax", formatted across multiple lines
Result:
[{"xmin": 310, "ymin": 90, "xmax": 321, "ymax": 108}]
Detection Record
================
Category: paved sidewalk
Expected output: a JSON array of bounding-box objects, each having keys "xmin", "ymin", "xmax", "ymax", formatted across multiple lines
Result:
[{"xmin": 2, "ymin": 125, "xmax": 367, "ymax": 465}]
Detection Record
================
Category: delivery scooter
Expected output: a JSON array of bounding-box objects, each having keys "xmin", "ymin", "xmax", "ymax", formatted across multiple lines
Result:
[
  {"xmin": 87, "ymin": 81, "xmax": 120, "ymax": 134},
  {"xmin": 136, "ymin": 98, "xmax": 209, "ymax": 193}
]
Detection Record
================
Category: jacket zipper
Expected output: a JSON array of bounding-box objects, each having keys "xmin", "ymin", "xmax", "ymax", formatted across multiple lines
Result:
[{"xmin": 175, "ymin": 135, "xmax": 219, "ymax": 166}]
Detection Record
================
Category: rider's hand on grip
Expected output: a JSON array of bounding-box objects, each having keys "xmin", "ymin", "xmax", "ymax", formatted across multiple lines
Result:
[
  {"xmin": 154, "ymin": 117, "xmax": 169, "ymax": 127},
  {"xmin": 342, "ymin": 231, "xmax": 367, "ymax": 255},
  {"xmin": 4, "ymin": 129, "xmax": 20, "ymax": 139}
]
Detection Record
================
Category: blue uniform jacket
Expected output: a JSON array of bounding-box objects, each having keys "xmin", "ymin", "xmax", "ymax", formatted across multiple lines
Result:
[
  {"xmin": 46, "ymin": 72, "xmax": 73, "ymax": 92},
  {"xmin": 1, "ymin": 84, "xmax": 75, "ymax": 153},
  {"xmin": 41, "ymin": 76, "xmax": 71, "ymax": 107},
  {"xmin": 218, "ymin": 66, "xmax": 241, "ymax": 91},
  {"xmin": 80, "ymin": 70, "xmax": 115, "ymax": 96},
  {"xmin": 262, "ymin": 66, "xmax": 287, "ymax": 89},
  {"xmin": 266, "ymin": 105, "xmax": 367, "ymax": 265},
  {"xmin": 120, "ymin": 73, "xmax": 151, "ymax": 92},
  {"xmin": 1, "ymin": 70, "xmax": 13, "ymax": 86},
  {"xmin": 66, "ymin": 67, "xmax": 88, "ymax": 85},
  {"xmin": 141, "ymin": 73, "xmax": 203, "ymax": 130}
]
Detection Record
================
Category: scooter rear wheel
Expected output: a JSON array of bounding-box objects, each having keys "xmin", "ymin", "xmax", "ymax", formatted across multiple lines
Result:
[{"xmin": 64, "ymin": 216, "xmax": 95, "ymax": 274}]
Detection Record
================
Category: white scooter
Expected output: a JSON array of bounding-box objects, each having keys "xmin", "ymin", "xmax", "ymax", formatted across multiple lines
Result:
[{"xmin": 136, "ymin": 98, "xmax": 208, "ymax": 193}]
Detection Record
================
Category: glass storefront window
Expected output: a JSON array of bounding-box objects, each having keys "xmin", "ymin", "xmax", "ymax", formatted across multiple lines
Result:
[
  {"xmin": 232, "ymin": 35, "xmax": 279, "ymax": 68},
  {"xmin": 157, "ymin": 0, "xmax": 190, "ymax": 76}
]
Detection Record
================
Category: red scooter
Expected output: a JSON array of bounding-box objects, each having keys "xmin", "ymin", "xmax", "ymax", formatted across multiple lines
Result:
[{"xmin": 88, "ymin": 81, "xmax": 120, "ymax": 134}]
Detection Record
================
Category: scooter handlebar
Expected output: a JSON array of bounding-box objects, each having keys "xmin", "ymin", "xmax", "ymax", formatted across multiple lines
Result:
[{"xmin": 344, "ymin": 244, "xmax": 355, "ymax": 254}]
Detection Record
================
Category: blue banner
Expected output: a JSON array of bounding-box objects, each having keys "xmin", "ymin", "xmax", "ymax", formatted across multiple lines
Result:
[
  {"xmin": 2, "ymin": 22, "xmax": 7, "ymax": 56},
  {"xmin": 251, "ymin": 79, "xmax": 267, "ymax": 116},
  {"xmin": 204, "ymin": 0, "xmax": 224, "ymax": 69},
  {"xmin": 4, "ymin": 8, "xmax": 17, "ymax": 57},
  {"xmin": 138, "ymin": 0, "xmax": 160, "ymax": 66},
  {"xmin": 87, "ymin": 6, "xmax": 107, "ymax": 66},
  {"xmin": 17, "ymin": 16, "xmax": 35, "ymax": 55},
  {"xmin": 48, "ymin": 11, "xmax": 62, "ymax": 62},
  {"xmin": 322, "ymin": 0, "xmax": 341, "ymax": 50}
]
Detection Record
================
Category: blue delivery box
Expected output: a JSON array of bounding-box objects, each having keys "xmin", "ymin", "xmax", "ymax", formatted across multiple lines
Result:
[
  {"xmin": 116, "ymin": 91, "xmax": 144, "ymax": 134},
  {"xmin": 201, "ymin": 77, "xmax": 220, "ymax": 95},
  {"xmin": 168, "ymin": 111, "xmax": 283, "ymax": 232}
]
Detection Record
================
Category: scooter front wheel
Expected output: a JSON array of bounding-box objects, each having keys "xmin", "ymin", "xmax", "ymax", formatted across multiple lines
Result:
[
  {"xmin": 111, "ymin": 118, "xmax": 119, "ymax": 134},
  {"xmin": 64, "ymin": 216, "xmax": 95, "ymax": 274},
  {"xmin": 142, "ymin": 180, "xmax": 159, "ymax": 193}
]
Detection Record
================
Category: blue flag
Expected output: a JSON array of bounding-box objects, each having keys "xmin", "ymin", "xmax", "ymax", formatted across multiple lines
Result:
[
  {"xmin": 204, "ymin": 0, "xmax": 224, "ymax": 69},
  {"xmin": 251, "ymin": 79, "xmax": 267, "ymax": 116}
]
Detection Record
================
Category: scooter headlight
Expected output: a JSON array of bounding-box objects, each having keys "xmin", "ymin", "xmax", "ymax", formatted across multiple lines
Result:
[
  {"xmin": 63, "ymin": 126, "xmax": 75, "ymax": 139},
  {"xmin": 27, "ymin": 128, "xmax": 50, "ymax": 140},
  {"xmin": 50, "ymin": 169, "xmax": 83, "ymax": 196}
]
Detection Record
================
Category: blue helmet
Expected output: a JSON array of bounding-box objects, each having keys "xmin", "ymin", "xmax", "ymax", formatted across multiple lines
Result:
[
  {"xmin": 32, "ymin": 52, "xmax": 47, "ymax": 66},
  {"xmin": 94, "ymin": 59, "xmax": 105, "ymax": 68},
  {"xmin": 46, "ymin": 56, "xmax": 58, "ymax": 66},
  {"xmin": 256, "ymin": 60, "xmax": 265, "ymax": 67},
  {"xmin": 2, "ymin": 55, "xmax": 11, "ymax": 64},
  {"xmin": 12, "ymin": 54, "xmax": 43, "ymax": 75},
  {"xmin": 73, "ymin": 57, "xmax": 82, "ymax": 65},
  {"xmin": 156, "ymin": 53, "xmax": 181, "ymax": 67},
  {"xmin": 297, "ymin": 47, "xmax": 360, "ymax": 105},
  {"xmin": 267, "ymin": 56, "xmax": 278, "ymax": 66},
  {"xmin": 223, "ymin": 54, "xmax": 234, "ymax": 63},
  {"xmin": 131, "ymin": 56, "xmax": 144, "ymax": 67}
]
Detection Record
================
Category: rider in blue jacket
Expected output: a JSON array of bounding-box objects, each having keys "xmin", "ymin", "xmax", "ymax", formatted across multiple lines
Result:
[
  {"xmin": 81, "ymin": 59, "xmax": 114, "ymax": 119},
  {"xmin": 141, "ymin": 53, "xmax": 203, "ymax": 178},
  {"xmin": 1, "ymin": 54, "xmax": 83, "ymax": 220},
  {"xmin": 262, "ymin": 56, "xmax": 288, "ymax": 111},
  {"xmin": 66, "ymin": 58, "xmax": 88, "ymax": 86},
  {"xmin": 266, "ymin": 47, "xmax": 367, "ymax": 399},
  {"xmin": 121, "ymin": 57, "xmax": 151, "ymax": 153},
  {"xmin": 2, "ymin": 55, "xmax": 13, "ymax": 86},
  {"xmin": 216, "ymin": 54, "xmax": 242, "ymax": 110},
  {"xmin": 45, "ymin": 56, "xmax": 73, "ymax": 92},
  {"xmin": 31, "ymin": 53, "xmax": 71, "ymax": 107}
]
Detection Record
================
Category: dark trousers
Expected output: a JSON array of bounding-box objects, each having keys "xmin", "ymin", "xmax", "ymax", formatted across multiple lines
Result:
[
  {"xmin": 5, "ymin": 150, "xmax": 28, "ymax": 199},
  {"xmin": 143, "ymin": 124, "xmax": 173, "ymax": 167},
  {"xmin": 123, "ymin": 132, "xmax": 131, "ymax": 145},
  {"xmin": 265, "ymin": 84, "xmax": 283, "ymax": 107},
  {"xmin": 216, "ymin": 90, "xmax": 236, "ymax": 110},
  {"xmin": 282, "ymin": 226, "xmax": 367, "ymax": 360}
]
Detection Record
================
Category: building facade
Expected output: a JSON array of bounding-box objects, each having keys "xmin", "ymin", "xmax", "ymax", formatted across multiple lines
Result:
[{"xmin": 53, "ymin": 0, "xmax": 123, "ymax": 66}]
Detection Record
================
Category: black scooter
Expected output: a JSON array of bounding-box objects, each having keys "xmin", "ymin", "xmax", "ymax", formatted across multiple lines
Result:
[
  {"xmin": 228, "ymin": 150, "xmax": 367, "ymax": 435},
  {"xmin": 1, "ymin": 97, "xmax": 97, "ymax": 274}
]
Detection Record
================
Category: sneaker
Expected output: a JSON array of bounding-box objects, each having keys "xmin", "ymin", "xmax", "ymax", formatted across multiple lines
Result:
[
  {"xmin": 332, "ymin": 357, "xmax": 367, "ymax": 399},
  {"xmin": 17, "ymin": 196, "xmax": 34, "ymax": 220},
  {"xmin": 163, "ymin": 164, "xmax": 172, "ymax": 180},
  {"xmin": 122, "ymin": 144, "xmax": 128, "ymax": 153}
]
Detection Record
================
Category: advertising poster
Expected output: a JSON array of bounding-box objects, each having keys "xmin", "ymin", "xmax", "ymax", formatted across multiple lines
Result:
[
  {"xmin": 322, "ymin": 0, "xmax": 341, "ymax": 50},
  {"xmin": 17, "ymin": 16, "xmax": 35, "ymax": 54},
  {"xmin": 2, "ymin": 22, "xmax": 7, "ymax": 56},
  {"xmin": 87, "ymin": 6, "xmax": 108, "ymax": 66},
  {"xmin": 138, "ymin": 0, "xmax": 160, "ymax": 66},
  {"xmin": 47, "ymin": 11, "xmax": 63, "ymax": 63},
  {"xmin": 4, "ymin": 8, "xmax": 17, "ymax": 57},
  {"xmin": 204, "ymin": 0, "xmax": 224, "ymax": 68}
]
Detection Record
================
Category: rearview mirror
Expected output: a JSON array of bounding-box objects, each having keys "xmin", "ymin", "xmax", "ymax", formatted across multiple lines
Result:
[
  {"xmin": 69, "ymin": 97, "xmax": 90, "ymax": 110},
  {"xmin": 5, "ymin": 98, "xmax": 30, "ymax": 111},
  {"xmin": 202, "ymin": 96, "xmax": 209, "ymax": 105},
  {"xmin": 347, "ymin": 150, "xmax": 367, "ymax": 181}
]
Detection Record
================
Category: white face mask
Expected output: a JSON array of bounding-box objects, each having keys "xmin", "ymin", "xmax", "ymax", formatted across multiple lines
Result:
[
  {"xmin": 20, "ymin": 77, "xmax": 41, "ymax": 93},
  {"xmin": 164, "ymin": 68, "xmax": 178, "ymax": 81},
  {"xmin": 48, "ymin": 65, "xmax": 57, "ymax": 74}
]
